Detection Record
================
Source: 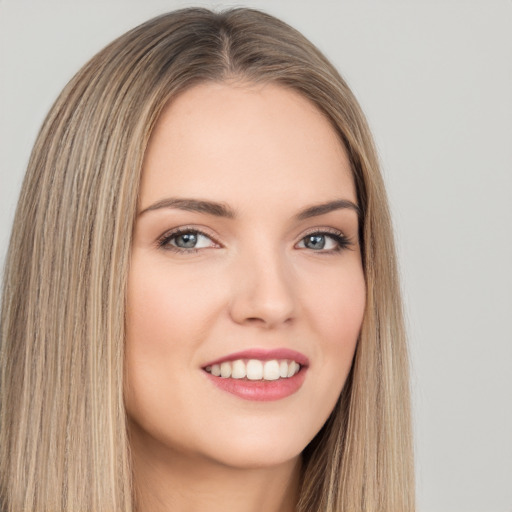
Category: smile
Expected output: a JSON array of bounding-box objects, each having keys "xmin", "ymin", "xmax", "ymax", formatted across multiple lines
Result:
[
  {"xmin": 202, "ymin": 348, "xmax": 309, "ymax": 401},
  {"xmin": 205, "ymin": 359, "xmax": 301, "ymax": 380}
]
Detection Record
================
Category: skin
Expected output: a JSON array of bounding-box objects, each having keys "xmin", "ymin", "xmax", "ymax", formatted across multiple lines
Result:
[{"xmin": 125, "ymin": 81, "xmax": 366, "ymax": 512}]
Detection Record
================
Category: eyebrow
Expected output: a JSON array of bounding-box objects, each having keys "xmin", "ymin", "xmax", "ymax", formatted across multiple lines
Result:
[
  {"xmin": 139, "ymin": 197, "xmax": 360, "ymax": 220},
  {"xmin": 296, "ymin": 199, "xmax": 361, "ymax": 220},
  {"xmin": 139, "ymin": 198, "xmax": 236, "ymax": 218}
]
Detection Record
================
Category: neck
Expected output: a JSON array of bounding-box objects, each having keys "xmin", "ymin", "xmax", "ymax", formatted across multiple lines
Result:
[{"xmin": 130, "ymin": 428, "xmax": 302, "ymax": 512}]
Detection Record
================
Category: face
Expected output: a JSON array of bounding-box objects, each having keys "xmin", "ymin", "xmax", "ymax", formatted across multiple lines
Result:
[{"xmin": 125, "ymin": 82, "xmax": 366, "ymax": 470}]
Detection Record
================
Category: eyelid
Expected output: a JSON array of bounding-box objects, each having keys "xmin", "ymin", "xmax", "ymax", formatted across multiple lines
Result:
[{"xmin": 299, "ymin": 226, "xmax": 346, "ymax": 237}]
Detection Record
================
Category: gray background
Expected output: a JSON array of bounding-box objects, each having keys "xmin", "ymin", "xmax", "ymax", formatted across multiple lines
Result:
[{"xmin": 1, "ymin": 1, "xmax": 511, "ymax": 511}]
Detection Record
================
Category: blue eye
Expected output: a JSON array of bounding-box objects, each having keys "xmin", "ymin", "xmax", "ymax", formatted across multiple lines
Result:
[
  {"xmin": 173, "ymin": 232, "xmax": 200, "ymax": 248},
  {"xmin": 159, "ymin": 229, "xmax": 216, "ymax": 251},
  {"xmin": 297, "ymin": 232, "xmax": 350, "ymax": 252},
  {"xmin": 303, "ymin": 234, "xmax": 328, "ymax": 250}
]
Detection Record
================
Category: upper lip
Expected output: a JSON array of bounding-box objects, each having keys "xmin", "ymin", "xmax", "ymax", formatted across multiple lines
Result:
[{"xmin": 203, "ymin": 348, "xmax": 309, "ymax": 368}]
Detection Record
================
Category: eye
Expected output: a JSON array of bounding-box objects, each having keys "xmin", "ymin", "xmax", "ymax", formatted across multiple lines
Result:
[
  {"xmin": 158, "ymin": 229, "xmax": 218, "ymax": 252},
  {"xmin": 296, "ymin": 231, "xmax": 351, "ymax": 252}
]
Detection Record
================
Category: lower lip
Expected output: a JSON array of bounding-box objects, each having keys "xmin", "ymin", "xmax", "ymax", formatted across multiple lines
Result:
[{"xmin": 204, "ymin": 368, "xmax": 307, "ymax": 401}]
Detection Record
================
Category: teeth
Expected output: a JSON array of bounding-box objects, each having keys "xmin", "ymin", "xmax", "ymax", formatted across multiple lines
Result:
[
  {"xmin": 205, "ymin": 359, "xmax": 301, "ymax": 380},
  {"xmin": 220, "ymin": 361, "xmax": 231, "ymax": 378},
  {"xmin": 287, "ymin": 361, "xmax": 298, "ymax": 378},
  {"xmin": 247, "ymin": 359, "xmax": 263, "ymax": 380},
  {"xmin": 263, "ymin": 360, "xmax": 280, "ymax": 380},
  {"xmin": 231, "ymin": 360, "xmax": 246, "ymax": 379}
]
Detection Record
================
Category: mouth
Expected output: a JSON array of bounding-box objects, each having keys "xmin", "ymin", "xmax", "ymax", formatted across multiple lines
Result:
[
  {"xmin": 202, "ymin": 348, "xmax": 308, "ymax": 401},
  {"xmin": 204, "ymin": 358, "xmax": 302, "ymax": 380}
]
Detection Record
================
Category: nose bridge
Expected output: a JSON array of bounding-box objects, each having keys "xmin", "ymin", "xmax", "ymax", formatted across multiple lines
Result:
[{"xmin": 229, "ymin": 235, "xmax": 297, "ymax": 327}]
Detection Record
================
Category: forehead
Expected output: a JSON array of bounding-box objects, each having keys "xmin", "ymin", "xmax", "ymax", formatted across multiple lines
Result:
[{"xmin": 140, "ymin": 81, "xmax": 356, "ymax": 212}]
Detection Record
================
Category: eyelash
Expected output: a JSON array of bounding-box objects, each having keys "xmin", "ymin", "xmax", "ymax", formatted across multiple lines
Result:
[
  {"xmin": 157, "ymin": 227, "xmax": 218, "ymax": 254},
  {"xmin": 157, "ymin": 227, "xmax": 353, "ymax": 254},
  {"xmin": 299, "ymin": 228, "xmax": 353, "ymax": 253}
]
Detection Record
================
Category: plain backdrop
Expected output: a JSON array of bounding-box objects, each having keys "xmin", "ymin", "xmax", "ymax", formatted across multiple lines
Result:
[{"xmin": 1, "ymin": 1, "xmax": 511, "ymax": 511}]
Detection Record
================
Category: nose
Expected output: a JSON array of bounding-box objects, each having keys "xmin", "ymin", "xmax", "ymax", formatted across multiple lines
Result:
[{"xmin": 228, "ymin": 246, "xmax": 297, "ymax": 328}]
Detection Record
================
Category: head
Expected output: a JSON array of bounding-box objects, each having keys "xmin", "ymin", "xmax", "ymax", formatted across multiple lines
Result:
[{"xmin": 0, "ymin": 8, "xmax": 413, "ymax": 512}]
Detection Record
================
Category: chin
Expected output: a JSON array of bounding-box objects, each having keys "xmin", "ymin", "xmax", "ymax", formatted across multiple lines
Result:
[
  {"xmin": 200, "ymin": 441, "xmax": 303, "ymax": 471},
  {"xmin": 185, "ymin": 416, "xmax": 318, "ymax": 470}
]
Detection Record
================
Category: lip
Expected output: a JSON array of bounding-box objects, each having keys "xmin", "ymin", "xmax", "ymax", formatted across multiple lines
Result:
[
  {"xmin": 203, "ymin": 367, "xmax": 307, "ymax": 401},
  {"xmin": 202, "ymin": 348, "xmax": 309, "ymax": 402},
  {"xmin": 202, "ymin": 348, "xmax": 310, "ymax": 368}
]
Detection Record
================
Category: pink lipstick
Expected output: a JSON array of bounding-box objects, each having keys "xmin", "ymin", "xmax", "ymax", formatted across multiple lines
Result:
[{"xmin": 202, "ymin": 348, "xmax": 308, "ymax": 401}]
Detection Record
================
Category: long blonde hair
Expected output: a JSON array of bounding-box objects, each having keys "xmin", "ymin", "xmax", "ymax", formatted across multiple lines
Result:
[{"xmin": 0, "ymin": 8, "xmax": 414, "ymax": 511}]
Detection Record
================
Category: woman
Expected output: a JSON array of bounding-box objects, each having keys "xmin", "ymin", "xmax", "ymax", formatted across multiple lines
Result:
[{"xmin": 0, "ymin": 7, "xmax": 414, "ymax": 512}]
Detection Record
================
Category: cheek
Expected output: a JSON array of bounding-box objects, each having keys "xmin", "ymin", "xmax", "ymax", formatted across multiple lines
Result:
[
  {"xmin": 123, "ymin": 256, "xmax": 220, "ymax": 417},
  {"xmin": 301, "ymin": 257, "xmax": 366, "ymax": 343},
  {"xmin": 125, "ymin": 256, "xmax": 218, "ymax": 351},
  {"xmin": 300, "ymin": 261, "xmax": 365, "ymax": 397}
]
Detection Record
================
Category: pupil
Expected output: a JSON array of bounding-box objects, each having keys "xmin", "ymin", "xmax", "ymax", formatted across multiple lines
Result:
[
  {"xmin": 176, "ymin": 233, "xmax": 197, "ymax": 248},
  {"xmin": 306, "ymin": 234, "xmax": 325, "ymax": 250}
]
